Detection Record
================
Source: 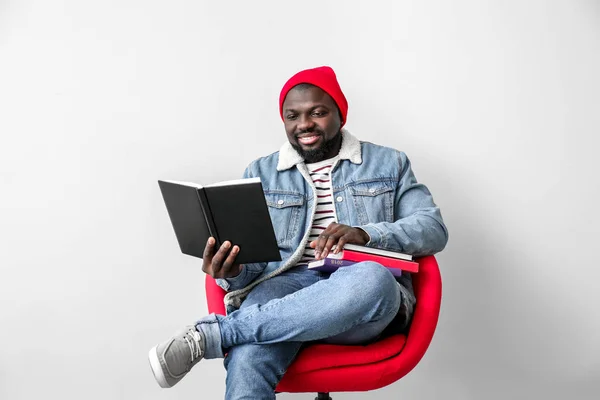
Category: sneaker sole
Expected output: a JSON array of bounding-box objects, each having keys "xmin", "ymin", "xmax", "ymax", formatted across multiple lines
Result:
[{"xmin": 148, "ymin": 346, "xmax": 171, "ymax": 388}]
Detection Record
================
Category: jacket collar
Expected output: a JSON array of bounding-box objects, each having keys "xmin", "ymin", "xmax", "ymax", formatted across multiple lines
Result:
[{"xmin": 276, "ymin": 129, "xmax": 362, "ymax": 171}]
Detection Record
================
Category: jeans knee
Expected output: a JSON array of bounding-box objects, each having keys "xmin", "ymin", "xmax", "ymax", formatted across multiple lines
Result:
[
  {"xmin": 337, "ymin": 262, "xmax": 400, "ymax": 317},
  {"xmin": 352, "ymin": 262, "xmax": 397, "ymax": 289}
]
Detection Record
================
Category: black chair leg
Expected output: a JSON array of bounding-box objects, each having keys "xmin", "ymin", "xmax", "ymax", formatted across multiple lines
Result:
[{"xmin": 315, "ymin": 393, "xmax": 332, "ymax": 400}]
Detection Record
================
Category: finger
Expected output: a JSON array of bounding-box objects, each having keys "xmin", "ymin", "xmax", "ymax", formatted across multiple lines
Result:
[
  {"xmin": 211, "ymin": 241, "xmax": 232, "ymax": 275},
  {"xmin": 335, "ymin": 236, "xmax": 348, "ymax": 253},
  {"xmin": 220, "ymin": 245, "xmax": 241, "ymax": 276},
  {"xmin": 203, "ymin": 237, "xmax": 216, "ymax": 258},
  {"xmin": 315, "ymin": 231, "xmax": 341, "ymax": 259},
  {"xmin": 314, "ymin": 233, "xmax": 329, "ymax": 258},
  {"xmin": 309, "ymin": 236, "xmax": 330, "ymax": 249},
  {"xmin": 321, "ymin": 235, "xmax": 340, "ymax": 258},
  {"xmin": 202, "ymin": 237, "xmax": 217, "ymax": 273},
  {"xmin": 313, "ymin": 223, "xmax": 338, "ymax": 255}
]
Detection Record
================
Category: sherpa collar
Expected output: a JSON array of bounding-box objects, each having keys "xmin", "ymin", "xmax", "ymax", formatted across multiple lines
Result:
[{"xmin": 276, "ymin": 129, "xmax": 362, "ymax": 171}]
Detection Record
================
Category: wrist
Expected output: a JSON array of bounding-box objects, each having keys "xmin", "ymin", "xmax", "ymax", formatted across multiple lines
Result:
[
  {"xmin": 355, "ymin": 227, "xmax": 370, "ymax": 244},
  {"xmin": 226, "ymin": 265, "xmax": 243, "ymax": 279}
]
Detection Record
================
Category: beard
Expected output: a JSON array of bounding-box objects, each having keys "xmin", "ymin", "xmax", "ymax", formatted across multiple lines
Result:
[{"xmin": 291, "ymin": 130, "xmax": 342, "ymax": 163}]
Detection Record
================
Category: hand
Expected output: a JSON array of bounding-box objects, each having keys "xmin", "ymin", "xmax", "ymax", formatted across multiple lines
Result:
[
  {"xmin": 201, "ymin": 237, "xmax": 243, "ymax": 279},
  {"xmin": 309, "ymin": 223, "xmax": 370, "ymax": 260}
]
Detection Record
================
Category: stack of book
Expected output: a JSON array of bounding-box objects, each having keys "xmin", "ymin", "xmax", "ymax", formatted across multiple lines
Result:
[{"xmin": 307, "ymin": 244, "xmax": 418, "ymax": 277}]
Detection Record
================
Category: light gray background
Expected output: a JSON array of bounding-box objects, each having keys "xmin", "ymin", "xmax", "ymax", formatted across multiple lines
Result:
[{"xmin": 1, "ymin": 1, "xmax": 599, "ymax": 399}]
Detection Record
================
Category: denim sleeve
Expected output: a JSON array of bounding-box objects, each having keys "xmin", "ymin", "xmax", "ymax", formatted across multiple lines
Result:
[
  {"xmin": 215, "ymin": 262, "xmax": 267, "ymax": 291},
  {"xmin": 359, "ymin": 151, "xmax": 449, "ymax": 256}
]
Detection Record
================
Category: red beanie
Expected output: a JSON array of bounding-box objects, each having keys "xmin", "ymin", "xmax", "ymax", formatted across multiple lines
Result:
[{"xmin": 279, "ymin": 66, "xmax": 348, "ymax": 127}]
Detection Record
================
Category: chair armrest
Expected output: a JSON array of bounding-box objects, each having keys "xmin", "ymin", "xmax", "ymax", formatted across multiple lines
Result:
[{"xmin": 205, "ymin": 275, "xmax": 227, "ymax": 315}]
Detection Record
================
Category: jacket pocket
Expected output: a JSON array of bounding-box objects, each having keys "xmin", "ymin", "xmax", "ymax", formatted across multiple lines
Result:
[
  {"xmin": 265, "ymin": 191, "xmax": 305, "ymax": 248},
  {"xmin": 348, "ymin": 181, "xmax": 395, "ymax": 225}
]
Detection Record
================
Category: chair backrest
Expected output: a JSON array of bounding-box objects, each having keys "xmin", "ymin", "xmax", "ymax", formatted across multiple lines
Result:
[{"xmin": 376, "ymin": 255, "xmax": 442, "ymax": 387}]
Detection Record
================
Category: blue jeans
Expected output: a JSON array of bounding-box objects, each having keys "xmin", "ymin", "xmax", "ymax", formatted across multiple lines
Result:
[{"xmin": 196, "ymin": 262, "xmax": 401, "ymax": 400}]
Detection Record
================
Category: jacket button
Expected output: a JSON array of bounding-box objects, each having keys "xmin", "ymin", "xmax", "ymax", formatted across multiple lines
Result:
[
  {"xmin": 336, "ymin": 196, "xmax": 343, "ymax": 202},
  {"xmin": 368, "ymin": 188, "xmax": 376, "ymax": 193},
  {"xmin": 277, "ymin": 199, "xmax": 284, "ymax": 205}
]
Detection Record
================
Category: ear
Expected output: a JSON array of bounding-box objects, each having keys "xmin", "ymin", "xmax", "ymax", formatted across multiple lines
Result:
[{"xmin": 336, "ymin": 110, "xmax": 345, "ymax": 129}]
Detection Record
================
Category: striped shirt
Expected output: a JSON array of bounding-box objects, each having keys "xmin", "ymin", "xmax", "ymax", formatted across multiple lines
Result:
[{"xmin": 296, "ymin": 156, "xmax": 339, "ymax": 266}]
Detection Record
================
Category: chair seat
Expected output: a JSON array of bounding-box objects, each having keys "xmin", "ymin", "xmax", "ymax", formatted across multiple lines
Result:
[
  {"xmin": 205, "ymin": 255, "xmax": 441, "ymax": 394},
  {"xmin": 286, "ymin": 334, "xmax": 407, "ymax": 375}
]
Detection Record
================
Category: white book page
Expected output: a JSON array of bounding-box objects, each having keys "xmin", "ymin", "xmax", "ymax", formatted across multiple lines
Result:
[
  {"xmin": 161, "ymin": 180, "xmax": 204, "ymax": 188},
  {"xmin": 342, "ymin": 243, "xmax": 413, "ymax": 260},
  {"xmin": 160, "ymin": 177, "xmax": 261, "ymax": 189},
  {"xmin": 206, "ymin": 177, "xmax": 261, "ymax": 187}
]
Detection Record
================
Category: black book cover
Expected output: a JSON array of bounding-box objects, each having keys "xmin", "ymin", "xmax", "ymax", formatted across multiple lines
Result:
[{"xmin": 158, "ymin": 179, "xmax": 281, "ymax": 264}]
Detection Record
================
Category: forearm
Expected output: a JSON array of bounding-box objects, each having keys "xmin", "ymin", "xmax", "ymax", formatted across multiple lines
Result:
[{"xmin": 360, "ymin": 209, "xmax": 448, "ymax": 256}]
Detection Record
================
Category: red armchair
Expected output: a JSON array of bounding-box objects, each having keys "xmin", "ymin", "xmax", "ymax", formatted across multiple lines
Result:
[{"xmin": 205, "ymin": 255, "xmax": 442, "ymax": 398}]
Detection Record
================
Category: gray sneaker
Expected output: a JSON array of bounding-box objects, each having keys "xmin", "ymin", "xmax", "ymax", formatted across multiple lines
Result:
[{"xmin": 148, "ymin": 325, "xmax": 205, "ymax": 388}]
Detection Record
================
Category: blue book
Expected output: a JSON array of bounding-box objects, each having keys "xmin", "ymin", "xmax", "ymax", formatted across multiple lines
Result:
[{"xmin": 307, "ymin": 257, "xmax": 402, "ymax": 277}]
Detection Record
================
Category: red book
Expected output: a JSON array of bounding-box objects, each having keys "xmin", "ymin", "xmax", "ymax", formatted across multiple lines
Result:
[{"xmin": 327, "ymin": 249, "xmax": 419, "ymax": 273}]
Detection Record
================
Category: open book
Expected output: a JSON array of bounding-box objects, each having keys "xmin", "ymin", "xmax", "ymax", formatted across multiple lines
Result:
[{"xmin": 158, "ymin": 178, "xmax": 281, "ymax": 264}]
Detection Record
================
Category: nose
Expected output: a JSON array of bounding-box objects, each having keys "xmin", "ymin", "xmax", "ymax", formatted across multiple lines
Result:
[{"xmin": 297, "ymin": 114, "xmax": 315, "ymax": 132}]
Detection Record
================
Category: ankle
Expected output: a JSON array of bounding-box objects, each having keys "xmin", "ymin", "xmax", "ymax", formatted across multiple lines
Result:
[{"xmin": 196, "ymin": 315, "xmax": 225, "ymax": 359}]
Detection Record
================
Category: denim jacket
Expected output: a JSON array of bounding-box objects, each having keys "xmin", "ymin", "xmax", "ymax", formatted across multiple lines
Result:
[{"xmin": 218, "ymin": 130, "xmax": 448, "ymax": 311}]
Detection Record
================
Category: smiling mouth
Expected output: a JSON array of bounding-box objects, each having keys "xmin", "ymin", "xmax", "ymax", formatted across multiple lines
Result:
[{"xmin": 297, "ymin": 134, "xmax": 321, "ymax": 145}]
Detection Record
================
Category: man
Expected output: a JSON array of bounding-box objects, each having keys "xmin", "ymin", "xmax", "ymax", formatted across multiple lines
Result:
[{"xmin": 149, "ymin": 66, "xmax": 448, "ymax": 399}]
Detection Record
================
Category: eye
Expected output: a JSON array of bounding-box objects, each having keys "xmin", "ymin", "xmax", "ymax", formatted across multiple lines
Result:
[
  {"xmin": 312, "ymin": 110, "xmax": 328, "ymax": 117},
  {"xmin": 286, "ymin": 114, "xmax": 297, "ymax": 121}
]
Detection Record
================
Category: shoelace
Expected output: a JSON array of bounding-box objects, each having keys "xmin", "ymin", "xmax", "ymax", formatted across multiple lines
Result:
[{"xmin": 183, "ymin": 329, "xmax": 203, "ymax": 362}]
